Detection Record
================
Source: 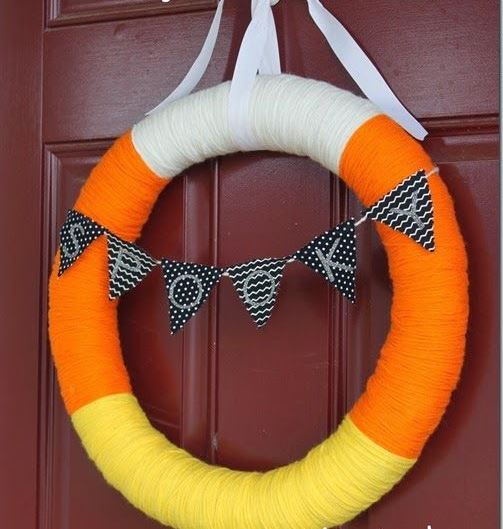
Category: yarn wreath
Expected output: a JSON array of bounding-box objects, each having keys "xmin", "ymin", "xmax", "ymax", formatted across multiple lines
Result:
[{"xmin": 48, "ymin": 75, "xmax": 468, "ymax": 528}]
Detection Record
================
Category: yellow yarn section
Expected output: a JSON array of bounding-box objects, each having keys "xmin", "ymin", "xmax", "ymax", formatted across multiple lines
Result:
[{"xmin": 72, "ymin": 393, "xmax": 416, "ymax": 528}]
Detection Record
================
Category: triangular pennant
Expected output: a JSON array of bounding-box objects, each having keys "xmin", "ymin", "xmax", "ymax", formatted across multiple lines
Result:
[
  {"xmin": 294, "ymin": 219, "xmax": 357, "ymax": 302},
  {"xmin": 362, "ymin": 169, "xmax": 435, "ymax": 251},
  {"xmin": 58, "ymin": 210, "xmax": 105, "ymax": 276},
  {"xmin": 161, "ymin": 260, "xmax": 222, "ymax": 334},
  {"xmin": 107, "ymin": 234, "xmax": 158, "ymax": 299},
  {"xmin": 226, "ymin": 258, "xmax": 287, "ymax": 328}
]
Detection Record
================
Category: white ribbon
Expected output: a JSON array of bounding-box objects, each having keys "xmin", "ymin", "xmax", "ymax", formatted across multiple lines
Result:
[
  {"xmin": 146, "ymin": 0, "xmax": 225, "ymax": 115},
  {"xmin": 228, "ymin": 0, "xmax": 282, "ymax": 149},
  {"xmin": 305, "ymin": 0, "xmax": 427, "ymax": 140},
  {"xmin": 253, "ymin": 0, "xmax": 281, "ymax": 75},
  {"xmin": 148, "ymin": 0, "xmax": 427, "ymax": 142}
]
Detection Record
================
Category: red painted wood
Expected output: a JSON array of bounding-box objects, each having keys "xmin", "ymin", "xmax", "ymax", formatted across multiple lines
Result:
[
  {"xmin": 280, "ymin": 0, "xmax": 499, "ymax": 119},
  {"xmin": 0, "ymin": 1, "xmax": 43, "ymax": 528},
  {"xmin": 0, "ymin": 0, "xmax": 499, "ymax": 528},
  {"xmin": 47, "ymin": 0, "xmax": 217, "ymax": 27},
  {"xmin": 216, "ymin": 153, "xmax": 334, "ymax": 469}
]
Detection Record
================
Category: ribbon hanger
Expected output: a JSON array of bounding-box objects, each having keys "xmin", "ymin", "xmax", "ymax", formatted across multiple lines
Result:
[
  {"xmin": 146, "ymin": 0, "xmax": 226, "ymax": 115},
  {"xmin": 147, "ymin": 0, "xmax": 427, "ymax": 142}
]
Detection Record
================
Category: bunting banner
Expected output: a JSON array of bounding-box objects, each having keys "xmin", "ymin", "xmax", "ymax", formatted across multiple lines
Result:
[{"xmin": 57, "ymin": 168, "xmax": 436, "ymax": 332}]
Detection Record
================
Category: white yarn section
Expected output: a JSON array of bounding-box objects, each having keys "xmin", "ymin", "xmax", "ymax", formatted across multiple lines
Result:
[{"xmin": 132, "ymin": 75, "xmax": 380, "ymax": 179}]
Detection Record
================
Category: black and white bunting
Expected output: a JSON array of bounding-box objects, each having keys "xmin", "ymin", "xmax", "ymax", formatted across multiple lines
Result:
[
  {"xmin": 107, "ymin": 234, "xmax": 158, "ymax": 299},
  {"xmin": 362, "ymin": 169, "xmax": 435, "ymax": 251},
  {"xmin": 161, "ymin": 260, "xmax": 223, "ymax": 334},
  {"xmin": 226, "ymin": 258, "xmax": 288, "ymax": 327},
  {"xmin": 57, "ymin": 168, "xmax": 437, "ymax": 330},
  {"xmin": 58, "ymin": 210, "xmax": 105, "ymax": 276},
  {"xmin": 295, "ymin": 219, "xmax": 357, "ymax": 302}
]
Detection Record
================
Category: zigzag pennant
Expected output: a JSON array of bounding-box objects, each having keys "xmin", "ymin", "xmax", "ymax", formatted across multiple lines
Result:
[
  {"xmin": 363, "ymin": 169, "xmax": 435, "ymax": 251},
  {"xmin": 107, "ymin": 234, "xmax": 158, "ymax": 299},
  {"xmin": 226, "ymin": 258, "xmax": 287, "ymax": 327}
]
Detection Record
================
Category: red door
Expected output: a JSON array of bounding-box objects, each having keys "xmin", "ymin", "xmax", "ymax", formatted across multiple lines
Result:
[{"xmin": 0, "ymin": 1, "xmax": 499, "ymax": 528}]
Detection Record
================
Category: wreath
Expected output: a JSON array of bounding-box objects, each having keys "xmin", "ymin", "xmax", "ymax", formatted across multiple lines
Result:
[{"xmin": 48, "ymin": 75, "xmax": 468, "ymax": 528}]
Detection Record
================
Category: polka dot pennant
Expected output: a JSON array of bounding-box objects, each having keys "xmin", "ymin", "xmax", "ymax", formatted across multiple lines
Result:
[
  {"xmin": 161, "ymin": 260, "xmax": 223, "ymax": 334},
  {"xmin": 58, "ymin": 210, "xmax": 104, "ymax": 276},
  {"xmin": 362, "ymin": 170, "xmax": 435, "ymax": 251},
  {"xmin": 107, "ymin": 234, "xmax": 158, "ymax": 300},
  {"xmin": 226, "ymin": 258, "xmax": 288, "ymax": 328},
  {"xmin": 294, "ymin": 219, "xmax": 357, "ymax": 302}
]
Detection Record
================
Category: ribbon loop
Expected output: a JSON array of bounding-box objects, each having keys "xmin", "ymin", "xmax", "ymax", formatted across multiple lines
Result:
[
  {"xmin": 146, "ymin": 0, "xmax": 226, "ymax": 115},
  {"xmin": 228, "ymin": 0, "xmax": 281, "ymax": 150},
  {"xmin": 306, "ymin": 0, "xmax": 427, "ymax": 140},
  {"xmin": 147, "ymin": 0, "xmax": 427, "ymax": 142}
]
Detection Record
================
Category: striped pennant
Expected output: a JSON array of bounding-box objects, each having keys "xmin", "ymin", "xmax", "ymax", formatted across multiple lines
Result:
[
  {"xmin": 363, "ymin": 170, "xmax": 435, "ymax": 251},
  {"xmin": 58, "ymin": 210, "xmax": 104, "ymax": 276},
  {"xmin": 107, "ymin": 234, "xmax": 158, "ymax": 299},
  {"xmin": 295, "ymin": 219, "xmax": 357, "ymax": 302},
  {"xmin": 226, "ymin": 258, "xmax": 287, "ymax": 328}
]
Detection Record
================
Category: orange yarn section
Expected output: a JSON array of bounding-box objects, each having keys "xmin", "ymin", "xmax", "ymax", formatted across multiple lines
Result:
[
  {"xmin": 341, "ymin": 115, "xmax": 469, "ymax": 458},
  {"xmin": 75, "ymin": 132, "xmax": 166, "ymax": 242},
  {"xmin": 49, "ymin": 131, "xmax": 168, "ymax": 413}
]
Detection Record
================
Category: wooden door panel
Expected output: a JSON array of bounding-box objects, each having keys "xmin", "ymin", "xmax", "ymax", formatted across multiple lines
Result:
[
  {"xmin": 281, "ymin": 0, "xmax": 499, "ymax": 119},
  {"xmin": 43, "ymin": 6, "xmax": 227, "ymax": 141},
  {"xmin": 216, "ymin": 153, "xmax": 334, "ymax": 469},
  {"xmin": 1, "ymin": 0, "xmax": 498, "ymax": 528},
  {"xmin": 47, "ymin": 0, "xmax": 217, "ymax": 26},
  {"xmin": 0, "ymin": 3, "xmax": 43, "ymax": 528}
]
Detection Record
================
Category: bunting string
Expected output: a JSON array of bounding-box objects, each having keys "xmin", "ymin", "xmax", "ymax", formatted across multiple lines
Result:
[{"xmin": 58, "ymin": 168, "xmax": 438, "ymax": 333}]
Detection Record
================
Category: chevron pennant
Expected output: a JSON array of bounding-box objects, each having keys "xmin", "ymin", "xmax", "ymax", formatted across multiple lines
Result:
[
  {"xmin": 226, "ymin": 258, "xmax": 287, "ymax": 327},
  {"xmin": 107, "ymin": 234, "xmax": 158, "ymax": 299},
  {"xmin": 363, "ymin": 170, "xmax": 435, "ymax": 251},
  {"xmin": 295, "ymin": 219, "xmax": 357, "ymax": 302},
  {"xmin": 58, "ymin": 210, "xmax": 105, "ymax": 276}
]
